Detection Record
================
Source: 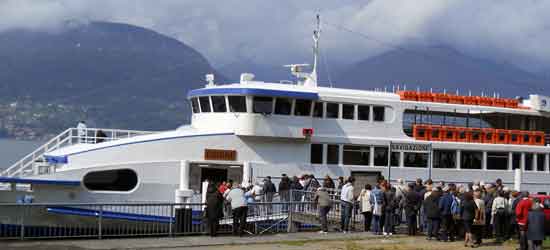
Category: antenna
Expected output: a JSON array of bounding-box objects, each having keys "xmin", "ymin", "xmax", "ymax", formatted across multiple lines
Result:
[{"xmin": 304, "ymin": 14, "xmax": 321, "ymax": 88}]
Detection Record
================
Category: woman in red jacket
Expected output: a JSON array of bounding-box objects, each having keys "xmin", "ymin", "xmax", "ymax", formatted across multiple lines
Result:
[{"xmin": 515, "ymin": 192, "xmax": 533, "ymax": 250}]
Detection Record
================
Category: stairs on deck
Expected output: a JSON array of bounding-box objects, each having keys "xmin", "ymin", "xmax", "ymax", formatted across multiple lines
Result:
[{"xmin": 0, "ymin": 128, "xmax": 156, "ymax": 178}]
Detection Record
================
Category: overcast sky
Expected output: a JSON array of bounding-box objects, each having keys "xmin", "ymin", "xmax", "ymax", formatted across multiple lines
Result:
[{"xmin": 1, "ymin": 0, "xmax": 550, "ymax": 74}]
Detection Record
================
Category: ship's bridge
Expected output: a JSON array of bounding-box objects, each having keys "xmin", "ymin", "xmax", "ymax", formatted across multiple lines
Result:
[{"xmin": 186, "ymin": 77, "xmax": 403, "ymax": 141}]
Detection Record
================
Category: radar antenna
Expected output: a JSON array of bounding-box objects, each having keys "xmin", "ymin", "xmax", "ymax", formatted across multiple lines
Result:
[{"xmin": 285, "ymin": 14, "xmax": 320, "ymax": 87}]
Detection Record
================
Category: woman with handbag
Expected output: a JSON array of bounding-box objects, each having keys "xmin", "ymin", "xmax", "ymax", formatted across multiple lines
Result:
[{"xmin": 357, "ymin": 184, "xmax": 373, "ymax": 232}]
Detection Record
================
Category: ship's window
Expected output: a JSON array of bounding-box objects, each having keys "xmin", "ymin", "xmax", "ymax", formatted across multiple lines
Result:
[
  {"xmin": 404, "ymin": 153, "xmax": 428, "ymax": 168},
  {"xmin": 327, "ymin": 144, "xmax": 339, "ymax": 165},
  {"xmin": 487, "ymin": 152, "xmax": 508, "ymax": 170},
  {"xmin": 294, "ymin": 99, "xmax": 312, "ymax": 116},
  {"xmin": 83, "ymin": 169, "xmax": 138, "ymax": 192},
  {"xmin": 525, "ymin": 153, "xmax": 534, "ymax": 171},
  {"xmin": 461, "ymin": 151, "xmax": 482, "ymax": 169},
  {"xmin": 512, "ymin": 153, "xmax": 522, "ymax": 169},
  {"xmin": 433, "ymin": 150, "xmax": 456, "ymax": 169},
  {"xmin": 358, "ymin": 105, "xmax": 370, "ymax": 121},
  {"xmin": 313, "ymin": 102, "xmax": 323, "ymax": 118},
  {"xmin": 191, "ymin": 98, "xmax": 200, "ymax": 113},
  {"xmin": 373, "ymin": 106, "xmax": 385, "ymax": 121},
  {"xmin": 211, "ymin": 96, "xmax": 227, "ymax": 113},
  {"xmin": 343, "ymin": 145, "xmax": 370, "ymax": 166},
  {"xmin": 253, "ymin": 96, "xmax": 273, "ymax": 114},
  {"xmin": 374, "ymin": 147, "xmax": 388, "ymax": 166},
  {"xmin": 274, "ymin": 97, "xmax": 292, "ymax": 115},
  {"xmin": 228, "ymin": 96, "xmax": 246, "ymax": 112},
  {"xmin": 325, "ymin": 103, "xmax": 339, "ymax": 119},
  {"xmin": 199, "ymin": 96, "xmax": 211, "ymax": 112},
  {"xmin": 537, "ymin": 154, "xmax": 546, "ymax": 171},
  {"xmin": 310, "ymin": 144, "xmax": 323, "ymax": 164},
  {"xmin": 391, "ymin": 152, "xmax": 400, "ymax": 166},
  {"xmin": 342, "ymin": 104, "xmax": 355, "ymax": 120}
]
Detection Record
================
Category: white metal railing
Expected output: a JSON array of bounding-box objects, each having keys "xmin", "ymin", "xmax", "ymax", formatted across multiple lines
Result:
[{"xmin": 0, "ymin": 128, "xmax": 157, "ymax": 178}]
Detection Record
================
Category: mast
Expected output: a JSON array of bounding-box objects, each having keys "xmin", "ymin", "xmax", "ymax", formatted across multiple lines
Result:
[{"xmin": 304, "ymin": 14, "xmax": 320, "ymax": 87}]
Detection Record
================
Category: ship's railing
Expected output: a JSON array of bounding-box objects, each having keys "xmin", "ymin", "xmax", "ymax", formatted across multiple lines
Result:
[
  {"xmin": 0, "ymin": 128, "xmax": 157, "ymax": 178},
  {"xmin": 0, "ymin": 201, "xmax": 348, "ymax": 240}
]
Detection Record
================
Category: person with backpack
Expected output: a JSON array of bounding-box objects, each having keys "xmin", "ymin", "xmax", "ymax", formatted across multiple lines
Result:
[
  {"xmin": 370, "ymin": 182, "xmax": 385, "ymax": 235},
  {"xmin": 473, "ymin": 189, "xmax": 486, "ymax": 247},
  {"xmin": 424, "ymin": 188, "xmax": 442, "ymax": 240},
  {"xmin": 526, "ymin": 198, "xmax": 545, "ymax": 250},
  {"xmin": 492, "ymin": 190, "xmax": 509, "ymax": 243},
  {"xmin": 439, "ymin": 185, "xmax": 455, "ymax": 242},
  {"xmin": 404, "ymin": 183, "xmax": 421, "ymax": 236}
]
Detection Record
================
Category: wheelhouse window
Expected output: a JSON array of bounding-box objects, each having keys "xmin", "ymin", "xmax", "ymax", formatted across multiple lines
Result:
[
  {"xmin": 83, "ymin": 169, "xmax": 138, "ymax": 192},
  {"xmin": 358, "ymin": 105, "xmax": 370, "ymax": 121},
  {"xmin": 325, "ymin": 103, "xmax": 339, "ymax": 119},
  {"xmin": 537, "ymin": 154, "xmax": 546, "ymax": 171},
  {"xmin": 433, "ymin": 150, "xmax": 456, "ymax": 169},
  {"xmin": 199, "ymin": 96, "xmax": 211, "ymax": 112},
  {"xmin": 343, "ymin": 145, "xmax": 369, "ymax": 166},
  {"xmin": 274, "ymin": 97, "xmax": 292, "ymax": 115},
  {"xmin": 404, "ymin": 153, "xmax": 428, "ymax": 168},
  {"xmin": 487, "ymin": 152, "xmax": 508, "ymax": 170},
  {"xmin": 512, "ymin": 153, "xmax": 521, "ymax": 169},
  {"xmin": 391, "ymin": 152, "xmax": 400, "ymax": 166},
  {"xmin": 342, "ymin": 104, "xmax": 355, "ymax": 120},
  {"xmin": 373, "ymin": 106, "xmax": 385, "ymax": 122},
  {"xmin": 294, "ymin": 99, "xmax": 312, "ymax": 116},
  {"xmin": 374, "ymin": 147, "xmax": 388, "ymax": 166},
  {"xmin": 253, "ymin": 96, "xmax": 273, "ymax": 114},
  {"xmin": 310, "ymin": 144, "xmax": 323, "ymax": 164},
  {"xmin": 228, "ymin": 96, "xmax": 246, "ymax": 112},
  {"xmin": 327, "ymin": 144, "xmax": 339, "ymax": 165},
  {"xmin": 191, "ymin": 98, "xmax": 200, "ymax": 113},
  {"xmin": 525, "ymin": 153, "xmax": 534, "ymax": 171},
  {"xmin": 211, "ymin": 96, "xmax": 227, "ymax": 113},
  {"xmin": 313, "ymin": 102, "xmax": 323, "ymax": 118},
  {"xmin": 461, "ymin": 151, "xmax": 482, "ymax": 169}
]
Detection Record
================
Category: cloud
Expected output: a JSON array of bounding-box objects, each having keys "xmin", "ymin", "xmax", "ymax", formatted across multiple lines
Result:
[{"xmin": 1, "ymin": 0, "xmax": 550, "ymax": 73}]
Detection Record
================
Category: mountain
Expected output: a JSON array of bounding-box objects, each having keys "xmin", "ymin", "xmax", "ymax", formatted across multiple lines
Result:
[
  {"xmin": 333, "ymin": 46, "xmax": 548, "ymax": 97},
  {"xmin": 0, "ymin": 21, "xmax": 221, "ymax": 138}
]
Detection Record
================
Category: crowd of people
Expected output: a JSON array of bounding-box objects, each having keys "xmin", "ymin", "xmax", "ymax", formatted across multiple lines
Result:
[
  {"xmin": 319, "ymin": 177, "xmax": 547, "ymax": 249},
  {"xmin": 204, "ymin": 174, "xmax": 547, "ymax": 250}
]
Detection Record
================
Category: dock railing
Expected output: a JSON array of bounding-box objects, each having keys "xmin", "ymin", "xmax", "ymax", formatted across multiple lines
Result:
[
  {"xmin": 0, "ymin": 128, "xmax": 156, "ymax": 178},
  {"xmin": 0, "ymin": 199, "xmax": 358, "ymax": 240}
]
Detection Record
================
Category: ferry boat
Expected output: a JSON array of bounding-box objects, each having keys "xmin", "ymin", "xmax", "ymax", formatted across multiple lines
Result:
[{"xmin": 1, "ymin": 15, "xmax": 550, "ymax": 207}]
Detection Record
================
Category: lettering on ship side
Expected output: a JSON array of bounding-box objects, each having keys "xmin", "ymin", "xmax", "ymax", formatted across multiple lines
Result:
[{"xmin": 204, "ymin": 149, "xmax": 237, "ymax": 161}]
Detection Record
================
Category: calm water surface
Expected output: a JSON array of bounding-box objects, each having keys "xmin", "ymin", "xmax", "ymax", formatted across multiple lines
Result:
[{"xmin": 0, "ymin": 138, "xmax": 43, "ymax": 169}]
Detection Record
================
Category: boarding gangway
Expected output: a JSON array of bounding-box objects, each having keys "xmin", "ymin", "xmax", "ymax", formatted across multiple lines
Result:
[{"xmin": 0, "ymin": 128, "xmax": 157, "ymax": 178}]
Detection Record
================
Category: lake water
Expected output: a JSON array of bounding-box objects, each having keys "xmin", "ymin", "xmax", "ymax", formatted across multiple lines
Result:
[{"xmin": 0, "ymin": 139, "xmax": 43, "ymax": 170}]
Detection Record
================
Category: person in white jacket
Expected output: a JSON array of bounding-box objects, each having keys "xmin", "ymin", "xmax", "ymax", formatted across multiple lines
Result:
[
  {"xmin": 357, "ymin": 184, "xmax": 373, "ymax": 231},
  {"xmin": 491, "ymin": 191, "xmax": 509, "ymax": 243}
]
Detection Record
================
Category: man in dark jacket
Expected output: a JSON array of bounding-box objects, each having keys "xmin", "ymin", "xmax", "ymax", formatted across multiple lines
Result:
[
  {"xmin": 526, "ymin": 198, "xmax": 545, "ymax": 250},
  {"xmin": 279, "ymin": 174, "xmax": 290, "ymax": 202},
  {"xmin": 425, "ymin": 189, "xmax": 442, "ymax": 240},
  {"xmin": 206, "ymin": 182, "xmax": 224, "ymax": 237},
  {"xmin": 439, "ymin": 185, "xmax": 456, "ymax": 241},
  {"xmin": 405, "ymin": 183, "xmax": 421, "ymax": 236}
]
